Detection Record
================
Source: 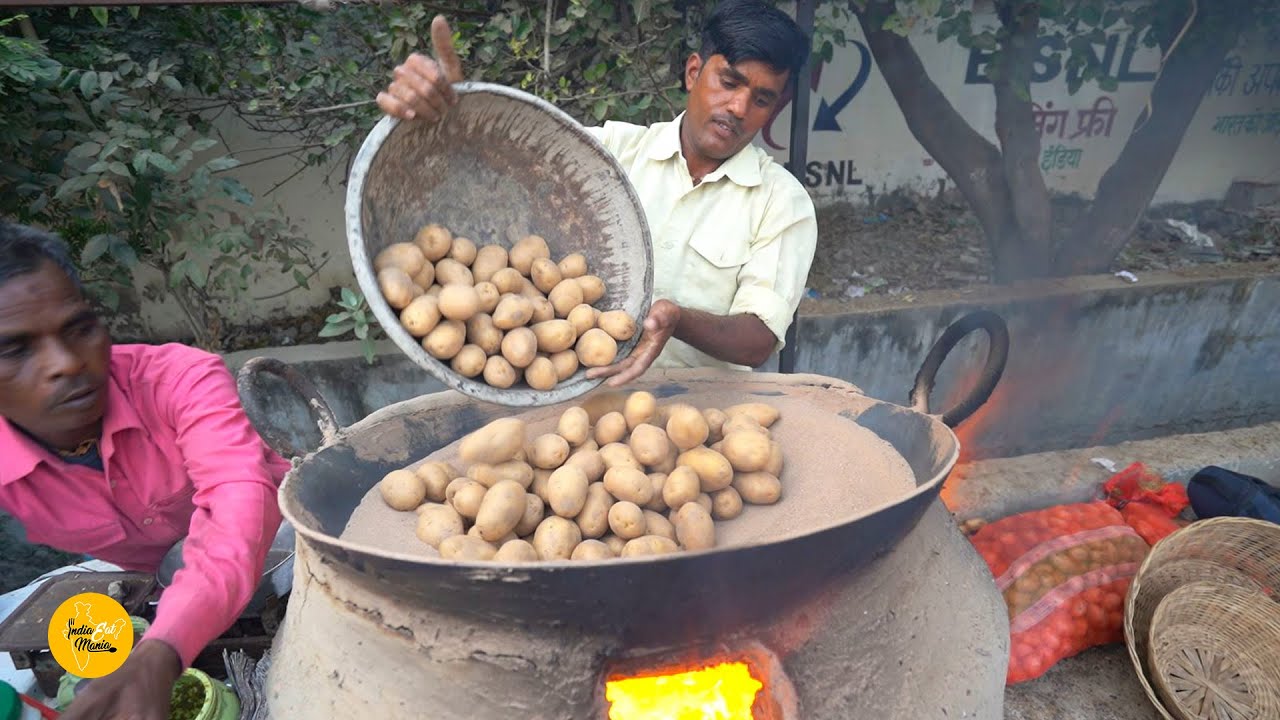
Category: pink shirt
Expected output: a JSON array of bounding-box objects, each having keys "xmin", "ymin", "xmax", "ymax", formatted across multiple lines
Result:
[{"xmin": 0, "ymin": 343, "xmax": 290, "ymax": 668}]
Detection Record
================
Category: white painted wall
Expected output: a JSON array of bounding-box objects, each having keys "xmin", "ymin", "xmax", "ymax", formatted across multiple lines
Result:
[{"xmin": 141, "ymin": 11, "xmax": 1280, "ymax": 335}]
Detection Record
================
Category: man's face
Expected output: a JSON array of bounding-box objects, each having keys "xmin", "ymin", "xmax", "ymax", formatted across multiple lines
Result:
[
  {"xmin": 683, "ymin": 52, "xmax": 791, "ymax": 162},
  {"xmin": 0, "ymin": 261, "xmax": 111, "ymax": 440}
]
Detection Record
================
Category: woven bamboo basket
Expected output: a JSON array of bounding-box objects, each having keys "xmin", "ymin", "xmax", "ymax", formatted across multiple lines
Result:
[
  {"xmin": 1148, "ymin": 581, "xmax": 1280, "ymax": 720},
  {"xmin": 1124, "ymin": 517, "xmax": 1280, "ymax": 720}
]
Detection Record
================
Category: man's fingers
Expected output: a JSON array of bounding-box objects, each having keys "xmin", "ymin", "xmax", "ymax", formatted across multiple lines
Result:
[
  {"xmin": 394, "ymin": 62, "xmax": 450, "ymax": 119},
  {"xmin": 586, "ymin": 358, "xmax": 631, "ymax": 380},
  {"xmin": 431, "ymin": 15, "xmax": 465, "ymax": 86}
]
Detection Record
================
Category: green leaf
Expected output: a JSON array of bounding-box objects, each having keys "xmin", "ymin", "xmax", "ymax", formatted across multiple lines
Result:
[
  {"xmin": 55, "ymin": 174, "xmax": 99, "ymax": 200},
  {"xmin": 325, "ymin": 312, "xmax": 351, "ymax": 324},
  {"xmin": 91, "ymin": 6, "xmax": 109, "ymax": 27},
  {"xmin": 133, "ymin": 152, "xmax": 150, "ymax": 176},
  {"xmin": 591, "ymin": 99, "xmax": 608, "ymax": 122},
  {"xmin": 362, "ymin": 338, "xmax": 376, "ymax": 365},
  {"xmin": 109, "ymin": 240, "xmax": 138, "ymax": 269},
  {"xmin": 162, "ymin": 75, "xmax": 182, "ymax": 92},
  {"xmin": 205, "ymin": 156, "xmax": 241, "ymax": 172},
  {"xmin": 318, "ymin": 322, "xmax": 354, "ymax": 338},
  {"xmin": 340, "ymin": 287, "xmax": 359, "ymax": 307},
  {"xmin": 107, "ymin": 161, "xmax": 131, "ymax": 178},
  {"xmin": 292, "ymin": 269, "xmax": 309, "ymax": 289},
  {"xmin": 127, "ymin": 5, "xmax": 140, "ymax": 19},
  {"xmin": 220, "ymin": 178, "xmax": 254, "ymax": 205},
  {"xmin": 354, "ymin": 323, "xmax": 369, "ymax": 340},
  {"xmin": 191, "ymin": 138, "xmax": 218, "ymax": 152},
  {"xmin": 147, "ymin": 153, "xmax": 179, "ymax": 173},
  {"xmin": 79, "ymin": 71, "xmax": 99, "ymax": 99},
  {"xmin": 69, "ymin": 142, "xmax": 103, "ymax": 159},
  {"xmin": 97, "ymin": 286, "xmax": 121, "ymax": 312},
  {"xmin": 82, "ymin": 235, "xmax": 112, "ymax": 264}
]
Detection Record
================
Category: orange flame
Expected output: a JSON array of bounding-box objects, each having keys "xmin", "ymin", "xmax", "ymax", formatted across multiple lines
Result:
[{"xmin": 606, "ymin": 661, "xmax": 763, "ymax": 720}]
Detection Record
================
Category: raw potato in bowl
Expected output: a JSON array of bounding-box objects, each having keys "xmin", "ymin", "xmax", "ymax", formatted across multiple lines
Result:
[
  {"xmin": 372, "ymin": 392, "xmax": 789, "ymax": 563},
  {"xmin": 372, "ymin": 222, "xmax": 638, "ymax": 395}
]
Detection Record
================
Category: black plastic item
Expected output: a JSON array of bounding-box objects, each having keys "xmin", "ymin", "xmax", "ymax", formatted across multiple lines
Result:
[{"xmin": 1187, "ymin": 466, "xmax": 1280, "ymax": 524}]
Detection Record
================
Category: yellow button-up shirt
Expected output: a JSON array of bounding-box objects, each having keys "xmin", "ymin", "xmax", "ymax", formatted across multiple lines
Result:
[{"xmin": 586, "ymin": 112, "xmax": 817, "ymax": 371}]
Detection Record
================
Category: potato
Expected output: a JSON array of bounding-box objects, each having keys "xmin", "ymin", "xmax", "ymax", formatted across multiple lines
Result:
[
  {"xmin": 710, "ymin": 440, "xmax": 725, "ymax": 454},
  {"xmin": 606, "ymin": 501, "xmax": 646, "ymax": 540},
  {"xmin": 765, "ymin": 440, "xmax": 784, "ymax": 478},
  {"xmin": 440, "ymin": 532, "xmax": 499, "ymax": 561},
  {"xmin": 623, "ymin": 391, "xmax": 656, "ymax": 431},
  {"xmin": 448, "ymin": 236, "xmax": 477, "ymax": 266},
  {"xmin": 531, "ymin": 297, "xmax": 556, "ymax": 325},
  {"xmin": 378, "ymin": 267, "xmax": 417, "ymax": 310},
  {"xmin": 494, "ymin": 539, "xmax": 538, "ymax": 563},
  {"xmin": 564, "ymin": 449, "xmax": 606, "ymax": 483},
  {"xmin": 628, "ymin": 424, "xmax": 671, "ymax": 466},
  {"xmin": 602, "ymin": 534, "xmax": 628, "ymax": 556},
  {"xmin": 571, "ymin": 438, "xmax": 600, "ymax": 455},
  {"xmin": 703, "ymin": 408, "xmax": 728, "ymax": 443},
  {"xmin": 425, "ymin": 284, "xmax": 443, "ymax": 297},
  {"xmin": 411, "ymin": 261, "xmax": 436, "ymax": 289},
  {"xmin": 532, "ymin": 515, "xmax": 581, "ymax": 560},
  {"xmin": 501, "ymin": 327, "xmax": 538, "ymax": 369},
  {"xmin": 415, "ymin": 224, "xmax": 453, "ymax": 262},
  {"xmin": 514, "ymin": 494, "xmax": 545, "ymax": 537},
  {"xmin": 721, "ymin": 430, "xmax": 771, "ymax": 473},
  {"xmin": 510, "ymin": 235, "xmax": 551, "ymax": 276},
  {"xmin": 493, "ymin": 294, "xmax": 534, "ymax": 330},
  {"xmin": 400, "ymin": 295, "xmax": 441, "ymax": 337},
  {"xmin": 571, "ymin": 539, "xmax": 614, "ymax": 561},
  {"xmin": 448, "ymin": 479, "xmax": 487, "ymax": 520},
  {"xmin": 435, "ymin": 258, "xmax": 474, "ymax": 286},
  {"xmin": 539, "ymin": 351, "xmax": 575, "ymax": 384},
  {"xmin": 414, "ymin": 503, "xmax": 465, "ymax": 548},
  {"xmin": 379, "ymin": 469, "xmax": 425, "ymax": 511},
  {"xmin": 532, "ymin": 433, "xmax": 571, "ymax": 470},
  {"xmin": 473, "ymin": 480, "xmax": 527, "ymax": 542},
  {"xmin": 468, "ymin": 460, "xmax": 534, "ymax": 489},
  {"xmin": 599, "ymin": 442, "xmax": 642, "ymax": 472},
  {"xmin": 662, "ymin": 466, "xmax": 701, "ymax": 510},
  {"xmin": 414, "ymin": 462, "xmax": 454, "ymax": 503},
  {"xmin": 726, "ymin": 402, "xmax": 780, "ymax": 428},
  {"xmin": 532, "ymin": 320, "xmax": 576, "ymax": 354},
  {"xmin": 575, "ymin": 482, "xmax": 613, "ymax": 539},
  {"xmin": 580, "ymin": 391, "xmax": 627, "ymax": 423},
  {"xmin": 576, "ymin": 328, "xmax": 618, "ymax": 367},
  {"xmin": 558, "ymin": 253, "xmax": 588, "ymax": 279},
  {"xmin": 576, "ymin": 275, "xmax": 606, "ymax": 304},
  {"xmin": 696, "ymin": 493, "xmax": 713, "ymax": 513},
  {"xmin": 566, "ymin": 303, "xmax": 596, "ymax": 336},
  {"xmin": 444, "ymin": 476, "xmax": 469, "ymax": 504},
  {"xmin": 550, "ymin": 281, "xmax": 586, "ymax": 318},
  {"xmin": 439, "ymin": 535, "xmax": 497, "ymax": 561},
  {"xmin": 520, "ymin": 279, "xmax": 545, "ymax": 301},
  {"xmin": 677, "ymin": 447, "xmax": 734, "ymax": 492},
  {"xmin": 649, "ymin": 443, "xmax": 679, "ymax": 474},
  {"xmin": 470, "ymin": 245, "xmax": 507, "ymax": 282},
  {"xmin": 597, "ymin": 311, "xmax": 636, "ymax": 342},
  {"xmin": 644, "ymin": 474, "xmax": 668, "ymax": 511},
  {"xmin": 594, "ymin": 411, "xmax": 628, "ymax": 446},
  {"xmin": 423, "ymin": 319, "xmax": 466, "ymax": 360},
  {"xmin": 464, "ymin": 314, "xmax": 503, "ymax": 355},
  {"xmin": 722, "ymin": 414, "xmax": 767, "ymax": 436},
  {"xmin": 450, "ymin": 344, "xmax": 488, "ymax": 378},
  {"xmin": 733, "ymin": 472, "xmax": 782, "ymax": 505},
  {"xmin": 557, "ymin": 407, "xmax": 591, "ymax": 446},
  {"xmin": 472, "ymin": 282, "xmax": 500, "ymax": 314},
  {"xmin": 546, "ymin": 465, "xmax": 589, "ymax": 518},
  {"xmin": 530, "ymin": 468, "xmax": 554, "ymax": 503},
  {"xmin": 459, "ymin": 417, "xmax": 526, "ymax": 465},
  {"xmin": 643, "ymin": 509, "xmax": 677, "ymax": 542},
  {"xmin": 621, "ymin": 535, "xmax": 679, "ymax": 557},
  {"xmin": 604, "ymin": 466, "xmax": 653, "ymax": 505},
  {"xmin": 483, "ymin": 356, "xmax": 518, "ymax": 388},
  {"xmin": 374, "ymin": 242, "xmax": 426, "ymax": 277},
  {"xmin": 666, "ymin": 404, "xmax": 710, "ymax": 451},
  {"xmin": 530, "ymin": 257, "xmax": 563, "ymax": 294},
  {"xmin": 711, "ymin": 487, "xmax": 744, "ymax": 520},
  {"xmin": 673, "ymin": 503, "xmax": 715, "ymax": 551},
  {"xmin": 437, "ymin": 284, "xmax": 480, "ymax": 322},
  {"xmin": 492, "ymin": 267, "xmax": 526, "ymax": 295},
  {"xmin": 524, "ymin": 357, "xmax": 558, "ymax": 390}
]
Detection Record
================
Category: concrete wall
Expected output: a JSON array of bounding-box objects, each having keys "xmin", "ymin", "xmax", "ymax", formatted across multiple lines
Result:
[{"xmin": 225, "ymin": 265, "xmax": 1280, "ymax": 461}]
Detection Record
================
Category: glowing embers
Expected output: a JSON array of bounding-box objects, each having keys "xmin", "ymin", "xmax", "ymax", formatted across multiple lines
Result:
[{"xmin": 606, "ymin": 661, "xmax": 764, "ymax": 720}]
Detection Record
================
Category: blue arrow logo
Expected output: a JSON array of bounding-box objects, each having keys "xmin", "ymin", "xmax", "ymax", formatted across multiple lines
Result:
[{"xmin": 814, "ymin": 40, "xmax": 873, "ymax": 132}]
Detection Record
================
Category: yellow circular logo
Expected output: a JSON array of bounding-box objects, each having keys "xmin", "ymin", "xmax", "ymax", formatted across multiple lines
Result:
[{"xmin": 47, "ymin": 592, "xmax": 133, "ymax": 678}]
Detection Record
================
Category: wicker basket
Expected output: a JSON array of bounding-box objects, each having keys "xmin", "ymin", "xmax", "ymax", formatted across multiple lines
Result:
[
  {"xmin": 1124, "ymin": 517, "xmax": 1280, "ymax": 720},
  {"xmin": 1148, "ymin": 581, "xmax": 1280, "ymax": 720}
]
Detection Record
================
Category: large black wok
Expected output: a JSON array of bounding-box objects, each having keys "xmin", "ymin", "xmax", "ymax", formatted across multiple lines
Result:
[{"xmin": 237, "ymin": 311, "xmax": 1007, "ymax": 646}]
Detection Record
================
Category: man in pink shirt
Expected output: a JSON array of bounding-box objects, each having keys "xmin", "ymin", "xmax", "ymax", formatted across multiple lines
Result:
[{"xmin": 0, "ymin": 222, "xmax": 290, "ymax": 719}]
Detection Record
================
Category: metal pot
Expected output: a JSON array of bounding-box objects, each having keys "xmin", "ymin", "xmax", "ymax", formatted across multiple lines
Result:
[{"xmin": 234, "ymin": 311, "xmax": 1008, "ymax": 639}]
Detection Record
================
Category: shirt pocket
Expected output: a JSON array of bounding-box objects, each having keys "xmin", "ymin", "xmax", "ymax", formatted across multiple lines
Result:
[
  {"xmin": 688, "ymin": 231, "xmax": 751, "ymax": 270},
  {"xmin": 25, "ymin": 516, "xmax": 128, "ymax": 559}
]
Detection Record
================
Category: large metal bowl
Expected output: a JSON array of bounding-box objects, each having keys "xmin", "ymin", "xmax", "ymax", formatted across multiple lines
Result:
[{"xmin": 345, "ymin": 82, "xmax": 654, "ymax": 408}]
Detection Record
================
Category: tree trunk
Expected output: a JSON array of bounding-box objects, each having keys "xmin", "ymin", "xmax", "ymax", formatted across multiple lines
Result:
[{"xmin": 1057, "ymin": 2, "xmax": 1245, "ymax": 274}]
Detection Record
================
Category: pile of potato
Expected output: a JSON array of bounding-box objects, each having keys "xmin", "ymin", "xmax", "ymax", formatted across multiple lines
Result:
[
  {"xmin": 376, "ymin": 392, "xmax": 786, "ymax": 562},
  {"xmin": 373, "ymin": 223, "xmax": 638, "ymax": 391}
]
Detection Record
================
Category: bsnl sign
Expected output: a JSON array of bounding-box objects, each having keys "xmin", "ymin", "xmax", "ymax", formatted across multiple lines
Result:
[{"xmin": 965, "ymin": 31, "xmax": 1156, "ymax": 86}]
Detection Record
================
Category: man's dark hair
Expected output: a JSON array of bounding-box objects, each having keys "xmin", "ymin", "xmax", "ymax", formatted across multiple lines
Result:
[
  {"xmin": 0, "ymin": 221, "xmax": 83, "ymax": 290},
  {"xmin": 698, "ymin": 0, "xmax": 811, "ymax": 88}
]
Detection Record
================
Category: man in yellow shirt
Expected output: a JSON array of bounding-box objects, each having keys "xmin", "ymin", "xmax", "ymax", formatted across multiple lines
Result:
[{"xmin": 377, "ymin": 0, "xmax": 816, "ymax": 386}]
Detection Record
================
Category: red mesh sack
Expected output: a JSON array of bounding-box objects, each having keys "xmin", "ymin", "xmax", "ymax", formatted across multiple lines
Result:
[
  {"xmin": 1102, "ymin": 462, "xmax": 1192, "ymax": 546},
  {"xmin": 1120, "ymin": 502, "xmax": 1190, "ymax": 546},
  {"xmin": 967, "ymin": 501, "xmax": 1150, "ymax": 684}
]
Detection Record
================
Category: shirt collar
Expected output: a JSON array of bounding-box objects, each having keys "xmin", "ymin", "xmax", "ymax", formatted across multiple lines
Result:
[
  {"xmin": 647, "ymin": 112, "xmax": 763, "ymax": 188},
  {"xmin": 0, "ymin": 373, "xmax": 144, "ymax": 485}
]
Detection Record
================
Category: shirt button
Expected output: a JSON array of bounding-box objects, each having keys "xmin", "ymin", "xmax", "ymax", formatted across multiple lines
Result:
[{"xmin": 142, "ymin": 518, "xmax": 154, "ymax": 526}]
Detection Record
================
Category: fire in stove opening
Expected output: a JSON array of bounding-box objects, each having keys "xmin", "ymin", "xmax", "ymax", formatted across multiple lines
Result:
[{"xmin": 605, "ymin": 661, "xmax": 763, "ymax": 719}]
